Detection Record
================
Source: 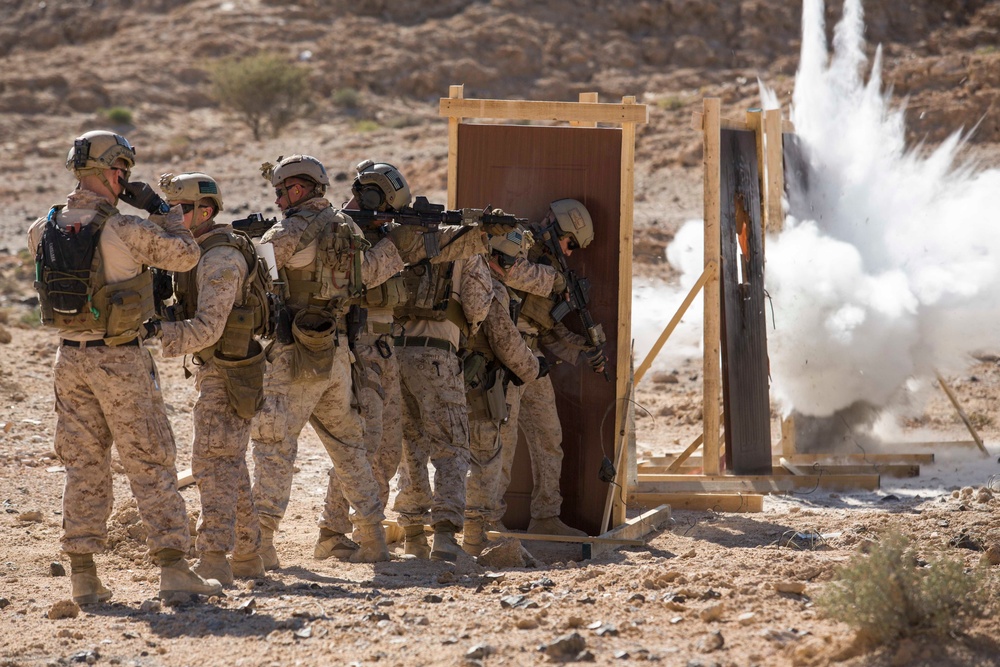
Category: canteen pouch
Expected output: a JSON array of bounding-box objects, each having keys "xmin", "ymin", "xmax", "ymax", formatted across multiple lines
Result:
[
  {"xmin": 291, "ymin": 307, "xmax": 337, "ymax": 379},
  {"xmin": 214, "ymin": 340, "xmax": 266, "ymax": 419}
]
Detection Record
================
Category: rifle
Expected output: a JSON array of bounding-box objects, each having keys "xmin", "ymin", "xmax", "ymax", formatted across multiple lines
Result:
[
  {"xmin": 231, "ymin": 213, "xmax": 279, "ymax": 239},
  {"xmin": 535, "ymin": 222, "xmax": 610, "ymax": 381},
  {"xmin": 342, "ymin": 196, "xmax": 526, "ymax": 258}
]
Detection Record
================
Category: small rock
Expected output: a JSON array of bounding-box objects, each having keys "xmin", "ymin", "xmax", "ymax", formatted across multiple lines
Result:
[
  {"xmin": 139, "ymin": 599, "xmax": 162, "ymax": 613},
  {"xmin": 466, "ymin": 644, "xmax": 494, "ymax": 660},
  {"xmin": 517, "ymin": 617, "xmax": 539, "ymax": 630},
  {"xmin": 437, "ymin": 571, "xmax": 456, "ymax": 584},
  {"xmin": 736, "ymin": 612, "xmax": 756, "ymax": 626},
  {"xmin": 17, "ymin": 511, "xmax": 44, "ymax": 523},
  {"xmin": 773, "ymin": 582, "xmax": 806, "ymax": 595},
  {"xmin": 614, "ymin": 649, "xmax": 631, "ymax": 659},
  {"xmin": 68, "ymin": 649, "xmax": 99, "ymax": 664},
  {"xmin": 575, "ymin": 650, "xmax": 596, "ymax": 662},
  {"xmin": 50, "ymin": 562, "xmax": 66, "ymax": 577},
  {"xmin": 48, "ymin": 599, "xmax": 80, "ymax": 620},
  {"xmin": 423, "ymin": 594, "xmax": 443, "ymax": 603},
  {"xmin": 540, "ymin": 631, "xmax": 586, "ymax": 660},
  {"xmin": 980, "ymin": 544, "xmax": 1000, "ymax": 567},
  {"xmin": 0, "ymin": 597, "xmax": 10, "ymax": 609},
  {"xmin": 697, "ymin": 630, "xmax": 724, "ymax": 653},
  {"xmin": 699, "ymin": 603, "xmax": 724, "ymax": 622}
]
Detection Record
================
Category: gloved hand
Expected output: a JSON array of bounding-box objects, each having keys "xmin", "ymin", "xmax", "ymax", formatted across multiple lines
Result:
[
  {"xmin": 536, "ymin": 356, "xmax": 550, "ymax": 379},
  {"xmin": 120, "ymin": 181, "xmax": 170, "ymax": 215},
  {"xmin": 584, "ymin": 345, "xmax": 606, "ymax": 374},
  {"xmin": 550, "ymin": 271, "xmax": 567, "ymax": 294}
]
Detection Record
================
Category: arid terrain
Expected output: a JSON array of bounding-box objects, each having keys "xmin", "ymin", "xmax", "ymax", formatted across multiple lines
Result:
[{"xmin": 2, "ymin": 1, "xmax": 1000, "ymax": 666}]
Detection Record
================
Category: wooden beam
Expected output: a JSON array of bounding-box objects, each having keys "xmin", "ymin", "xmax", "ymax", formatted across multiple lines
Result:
[
  {"xmin": 780, "ymin": 415, "xmax": 797, "ymax": 458},
  {"xmin": 604, "ymin": 371, "xmax": 635, "ymax": 532},
  {"xmin": 585, "ymin": 505, "xmax": 673, "ymax": 559},
  {"xmin": 691, "ymin": 111, "xmax": 796, "ymax": 133},
  {"xmin": 487, "ymin": 531, "xmax": 644, "ymax": 546},
  {"xmin": 777, "ymin": 452, "xmax": 934, "ymax": 464},
  {"xmin": 702, "ymin": 98, "xmax": 722, "ymax": 476},
  {"xmin": 935, "ymin": 372, "xmax": 988, "ymax": 455},
  {"xmin": 637, "ymin": 473, "xmax": 880, "ymax": 493},
  {"xmin": 795, "ymin": 463, "xmax": 920, "ymax": 478},
  {"xmin": 666, "ymin": 432, "xmax": 704, "ymax": 473},
  {"xmin": 633, "ymin": 264, "xmax": 712, "ymax": 385},
  {"xmin": 571, "ymin": 92, "xmax": 599, "ymax": 126},
  {"xmin": 763, "ymin": 108, "xmax": 785, "ymax": 237},
  {"xmin": 633, "ymin": 493, "xmax": 763, "ymax": 513},
  {"xmin": 439, "ymin": 98, "xmax": 649, "ymax": 125},
  {"xmin": 446, "ymin": 84, "xmax": 464, "ymax": 209}
]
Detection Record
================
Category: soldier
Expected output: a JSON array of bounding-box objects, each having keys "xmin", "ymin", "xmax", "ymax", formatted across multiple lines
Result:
[
  {"xmin": 28, "ymin": 130, "xmax": 223, "ymax": 604},
  {"xmin": 488, "ymin": 199, "xmax": 605, "ymax": 537},
  {"xmin": 393, "ymin": 251, "xmax": 494, "ymax": 561},
  {"xmin": 148, "ymin": 172, "xmax": 266, "ymax": 584},
  {"xmin": 318, "ymin": 160, "xmax": 507, "ymax": 561},
  {"xmin": 462, "ymin": 228, "xmax": 549, "ymax": 556},
  {"xmin": 249, "ymin": 154, "xmax": 405, "ymax": 567}
]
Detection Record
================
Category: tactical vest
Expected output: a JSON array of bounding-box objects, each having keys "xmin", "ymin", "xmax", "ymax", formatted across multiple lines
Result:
[
  {"xmin": 35, "ymin": 202, "xmax": 154, "ymax": 341},
  {"xmin": 359, "ymin": 224, "xmax": 407, "ymax": 310},
  {"xmin": 173, "ymin": 228, "xmax": 273, "ymax": 360},
  {"xmin": 394, "ymin": 260, "xmax": 469, "ymax": 336},
  {"xmin": 281, "ymin": 206, "xmax": 369, "ymax": 316}
]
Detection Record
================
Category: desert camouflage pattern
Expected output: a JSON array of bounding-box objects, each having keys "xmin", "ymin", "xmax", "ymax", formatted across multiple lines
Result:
[
  {"xmin": 361, "ymin": 235, "xmax": 405, "ymax": 287},
  {"xmin": 466, "ymin": 280, "xmax": 539, "ymax": 523},
  {"xmin": 53, "ymin": 345, "xmax": 191, "ymax": 555},
  {"xmin": 31, "ymin": 188, "xmax": 199, "ymax": 557},
  {"xmin": 27, "ymin": 189, "xmax": 200, "ymax": 341},
  {"xmin": 159, "ymin": 231, "xmax": 261, "ymax": 556},
  {"xmin": 495, "ymin": 373, "xmax": 565, "ymax": 520},
  {"xmin": 321, "ymin": 337, "xmax": 403, "ymax": 533},
  {"xmin": 540, "ymin": 320, "xmax": 592, "ymax": 366},
  {"xmin": 389, "ymin": 223, "xmax": 490, "ymax": 265},
  {"xmin": 394, "ymin": 345, "xmax": 469, "ymax": 529},
  {"xmin": 250, "ymin": 339, "xmax": 384, "ymax": 531},
  {"xmin": 498, "ymin": 255, "xmax": 559, "ymax": 298},
  {"xmin": 160, "ymin": 228, "xmax": 246, "ymax": 357}
]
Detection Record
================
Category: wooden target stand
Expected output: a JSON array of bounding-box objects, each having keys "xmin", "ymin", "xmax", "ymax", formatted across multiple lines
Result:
[
  {"xmin": 629, "ymin": 99, "xmax": 987, "ymax": 514},
  {"xmin": 440, "ymin": 85, "xmax": 671, "ymax": 558}
]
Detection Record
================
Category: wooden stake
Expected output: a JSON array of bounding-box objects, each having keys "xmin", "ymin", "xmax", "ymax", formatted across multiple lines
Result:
[
  {"xmin": 446, "ymin": 85, "xmax": 464, "ymax": 209},
  {"xmin": 586, "ymin": 504, "xmax": 673, "ymax": 559},
  {"xmin": 935, "ymin": 372, "xmax": 988, "ymax": 455},
  {"xmin": 702, "ymin": 98, "xmax": 722, "ymax": 476}
]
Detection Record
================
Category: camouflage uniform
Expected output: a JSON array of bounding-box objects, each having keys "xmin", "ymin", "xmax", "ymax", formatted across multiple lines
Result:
[
  {"xmin": 250, "ymin": 198, "xmax": 403, "ymax": 536},
  {"xmin": 322, "ymin": 224, "xmax": 491, "ymax": 532},
  {"xmin": 394, "ymin": 253, "xmax": 493, "ymax": 530},
  {"xmin": 27, "ymin": 189, "xmax": 200, "ymax": 556},
  {"xmin": 465, "ymin": 278, "xmax": 539, "ymax": 525},
  {"xmin": 491, "ymin": 252, "xmax": 590, "ymax": 521},
  {"xmin": 159, "ymin": 226, "xmax": 261, "ymax": 558}
]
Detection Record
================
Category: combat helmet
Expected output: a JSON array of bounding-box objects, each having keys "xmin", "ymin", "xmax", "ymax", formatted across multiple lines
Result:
[
  {"xmin": 65, "ymin": 130, "xmax": 136, "ymax": 180},
  {"xmin": 158, "ymin": 172, "xmax": 224, "ymax": 213},
  {"xmin": 488, "ymin": 225, "xmax": 533, "ymax": 266},
  {"xmin": 352, "ymin": 159, "xmax": 412, "ymax": 212},
  {"xmin": 549, "ymin": 198, "xmax": 594, "ymax": 249},
  {"xmin": 261, "ymin": 154, "xmax": 330, "ymax": 194}
]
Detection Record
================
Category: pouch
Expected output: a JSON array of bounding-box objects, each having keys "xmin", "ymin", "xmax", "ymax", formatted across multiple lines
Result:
[
  {"xmin": 291, "ymin": 306, "xmax": 337, "ymax": 379},
  {"xmin": 214, "ymin": 339, "xmax": 266, "ymax": 419}
]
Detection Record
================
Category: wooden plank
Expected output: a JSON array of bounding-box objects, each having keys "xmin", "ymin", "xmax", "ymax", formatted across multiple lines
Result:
[
  {"xmin": 763, "ymin": 108, "xmax": 785, "ymax": 238},
  {"xmin": 605, "ymin": 370, "xmax": 634, "ymax": 532},
  {"xmin": 747, "ymin": 109, "xmax": 766, "ymax": 245},
  {"xmin": 702, "ymin": 98, "xmax": 722, "ymax": 476},
  {"xmin": 633, "ymin": 264, "xmax": 711, "ymax": 385},
  {"xmin": 571, "ymin": 92, "xmax": 599, "ymax": 127},
  {"xmin": 633, "ymin": 493, "xmax": 764, "ymax": 513},
  {"xmin": 719, "ymin": 127, "xmax": 772, "ymax": 474},
  {"xmin": 692, "ymin": 111, "xmax": 796, "ymax": 133},
  {"xmin": 795, "ymin": 463, "xmax": 920, "ymax": 478},
  {"xmin": 177, "ymin": 468, "xmax": 195, "ymax": 489},
  {"xmin": 778, "ymin": 452, "xmax": 934, "ymax": 464},
  {"xmin": 586, "ymin": 505, "xmax": 673, "ymax": 559},
  {"xmin": 637, "ymin": 473, "xmax": 880, "ymax": 493},
  {"xmin": 487, "ymin": 531, "xmax": 644, "ymax": 546},
  {"xmin": 440, "ymin": 97, "xmax": 649, "ymax": 124},
  {"xmin": 935, "ymin": 372, "xmax": 988, "ymax": 455},
  {"xmin": 446, "ymin": 84, "xmax": 463, "ymax": 209},
  {"xmin": 778, "ymin": 457, "xmax": 808, "ymax": 476},
  {"xmin": 780, "ymin": 415, "xmax": 796, "ymax": 458}
]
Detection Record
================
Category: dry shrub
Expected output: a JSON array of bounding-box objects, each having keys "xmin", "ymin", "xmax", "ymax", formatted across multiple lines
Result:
[
  {"xmin": 817, "ymin": 532, "xmax": 991, "ymax": 643},
  {"xmin": 209, "ymin": 52, "xmax": 310, "ymax": 140}
]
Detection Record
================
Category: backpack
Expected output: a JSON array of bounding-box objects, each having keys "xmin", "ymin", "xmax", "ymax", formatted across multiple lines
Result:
[{"xmin": 34, "ymin": 202, "xmax": 122, "ymax": 329}]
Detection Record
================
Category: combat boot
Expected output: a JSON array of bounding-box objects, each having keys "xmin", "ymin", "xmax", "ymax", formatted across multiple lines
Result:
[
  {"xmin": 69, "ymin": 554, "xmax": 112, "ymax": 606},
  {"xmin": 193, "ymin": 551, "xmax": 233, "ymax": 586},
  {"xmin": 158, "ymin": 559, "xmax": 224, "ymax": 604},
  {"xmin": 230, "ymin": 553, "xmax": 266, "ymax": 579},
  {"xmin": 462, "ymin": 519, "xmax": 489, "ymax": 557},
  {"xmin": 349, "ymin": 524, "xmax": 390, "ymax": 563},
  {"xmin": 431, "ymin": 522, "xmax": 463, "ymax": 562},
  {"xmin": 403, "ymin": 525, "xmax": 430, "ymax": 559},
  {"xmin": 314, "ymin": 530, "xmax": 359, "ymax": 561},
  {"xmin": 259, "ymin": 525, "xmax": 279, "ymax": 571},
  {"xmin": 527, "ymin": 516, "xmax": 587, "ymax": 538}
]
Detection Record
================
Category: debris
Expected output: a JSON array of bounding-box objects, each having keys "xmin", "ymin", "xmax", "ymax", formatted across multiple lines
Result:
[
  {"xmin": 423, "ymin": 594, "xmax": 444, "ymax": 603},
  {"xmin": 68, "ymin": 649, "xmax": 100, "ymax": 664},
  {"xmin": 139, "ymin": 599, "xmax": 162, "ymax": 613},
  {"xmin": 48, "ymin": 599, "xmax": 80, "ymax": 620},
  {"xmin": 50, "ymin": 561, "xmax": 66, "ymax": 577},
  {"xmin": 773, "ymin": 582, "xmax": 806, "ymax": 595},
  {"xmin": 699, "ymin": 603, "xmax": 724, "ymax": 622},
  {"xmin": 17, "ymin": 511, "xmax": 43, "ymax": 523},
  {"xmin": 294, "ymin": 626, "xmax": 312, "ymax": 639},
  {"xmin": 697, "ymin": 630, "xmax": 724, "ymax": 653},
  {"xmin": 466, "ymin": 644, "xmax": 494, "ymax": 660},
  {"xmin": 539, "ymin": 631, "xmax": 586, "ymax": 661}
]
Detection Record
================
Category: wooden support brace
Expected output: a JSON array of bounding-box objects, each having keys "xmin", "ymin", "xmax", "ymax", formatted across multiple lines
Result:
[
  {"xmin": 776, "ymin": 452, "xmax": 934, "ymax": 465},
  {"xmin": 935, "ymin": 372, "xmax": 988, "ymax": 455},
  {"xmin": 584, "ymin": 505, "xmax": 673, "ymax": 559},
  {"xmin": 638, "ymin": 473, "xmax": 880, "ymax": 493},
  {"xmin": 633, "ymin": 493, "xmax": 764, "ymax": 513}
]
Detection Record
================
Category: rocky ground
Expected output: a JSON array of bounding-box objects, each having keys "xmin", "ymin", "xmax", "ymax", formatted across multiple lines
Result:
[{"xmin": 2, "ymin": 1, "xmax": 1000, "ymax": 665}]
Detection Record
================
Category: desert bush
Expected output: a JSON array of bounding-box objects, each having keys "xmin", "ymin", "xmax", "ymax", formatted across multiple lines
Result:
[
  {"xmin": 101, "ymin": 106, "xmax": 133, "ymax": 125},
  {"xmin": 816, "ymin": 532, "xmax": 991, "ymax": 643},
  {"xmin": 332, "ymin": 87, "xmax": 360, "ymax": 109},
  {"xmin": 210, "ymin": 52, "xmax": 310, "ymax": 140}
]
